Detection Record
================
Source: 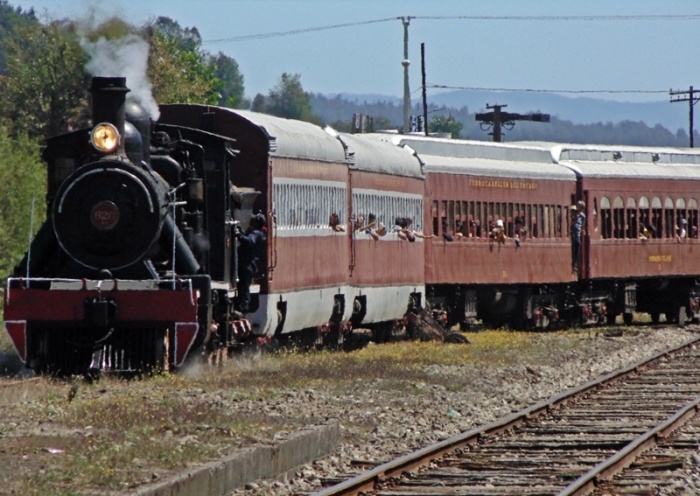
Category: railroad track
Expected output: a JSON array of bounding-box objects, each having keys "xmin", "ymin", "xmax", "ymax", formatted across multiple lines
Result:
[{"xmin": 312, "ymin": 336, "xmax": 700, "ymax": 496}]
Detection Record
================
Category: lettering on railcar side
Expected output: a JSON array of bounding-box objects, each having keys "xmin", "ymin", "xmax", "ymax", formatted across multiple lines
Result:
[
  {"xmin": 648, "ymin": 255, "xmax": 672, "ymax": 263},
  {"xmin": 468, "ymin": 179, "xmax": 538, "ymax": 190}
]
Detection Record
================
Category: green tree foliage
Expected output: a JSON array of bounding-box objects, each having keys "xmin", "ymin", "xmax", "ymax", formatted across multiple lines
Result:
[
  {"xmin": 0, "ymin": 0, "xmax": 37, "ymax": 75},
  {"xmin": 264, "ymin": 73, "xmax": 321, "ymax": 124},
  {"xmin": 0, "ymin": 20, "xmax": 87, "ymax": 138},
  {"xmin": 429, "ymin": 114, "xmax": 463, "ymax": 139},
  {"xmin": 151, "ymin": 16, "xmax": 201, "ymax": 51},
  {"xmin": 147, "ymin": 18, "xmax": 219, "ymax": 105},
  {"xmin": 0, "ymin": 126, "xmax": 45, "ymax": 278},
  {"xmin": 211, "ymin": 51, "xmax": 246, "ymax": 108},
  {"xmin": 250, "ymin": 93, "xmax": 266, "ymax": 113}
]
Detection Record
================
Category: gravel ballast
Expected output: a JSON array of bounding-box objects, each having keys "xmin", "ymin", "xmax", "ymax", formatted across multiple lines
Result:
[{"xmin": 227, "ymin": 326, "xmax": 700, "ymax": 495}]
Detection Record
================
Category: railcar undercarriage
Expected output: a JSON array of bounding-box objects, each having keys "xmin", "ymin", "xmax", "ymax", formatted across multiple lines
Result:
[{"xmin": 428, "ymin": 278, "xmax": 700, "ymax": 331}]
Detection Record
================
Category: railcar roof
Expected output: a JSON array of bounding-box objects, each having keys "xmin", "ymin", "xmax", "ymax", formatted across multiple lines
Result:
[
  {"xmin": 547, "ymin": 143, "xmax": 700, "ymax": 179},
  {"xmin": 225, "ymin": 109, "xmax": 348, "ymax": 163},
  {"xmin": 365, "ymin": 134, "xmax": 575, "ymax": 181},
  {"xmin": 335, "ymin": 132, "xmax": 423, "ymax": 178}
]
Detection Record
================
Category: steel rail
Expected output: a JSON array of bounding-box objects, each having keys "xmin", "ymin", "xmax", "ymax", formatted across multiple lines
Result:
[
  {"xmin": 558, "ymin": 394, "xmax": 700, "ymax": 495},
  {"xmin": 310, "ymin": 335, "xmax": 700, "ymax": 496}
]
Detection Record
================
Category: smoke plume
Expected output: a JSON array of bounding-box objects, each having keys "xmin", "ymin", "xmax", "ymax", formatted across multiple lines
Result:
[{"xmin": 82, "ymin": 34, "xmax": 160, "ymax": 120}]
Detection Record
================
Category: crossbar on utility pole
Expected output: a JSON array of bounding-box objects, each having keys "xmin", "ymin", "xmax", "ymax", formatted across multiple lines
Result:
[
  {"xmin": 670, "ymin": 86, "xmax": 700, "ymax": 147},
  {"xmin": 475, "ymin": 104, "xmax": 550, "ymax": 142}
]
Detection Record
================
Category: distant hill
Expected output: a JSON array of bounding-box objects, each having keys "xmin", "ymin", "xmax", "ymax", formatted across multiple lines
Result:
[
  {"xmin": 428, "ymin": 90, "xmax": 685, "ymax": 132},
  {"xmin": 328, "ymin": 90, "xmax": 686, "ymax": 133},
  {"xmin": 313, "ymin": 90, "xmax": 693, "ymax": 147}
]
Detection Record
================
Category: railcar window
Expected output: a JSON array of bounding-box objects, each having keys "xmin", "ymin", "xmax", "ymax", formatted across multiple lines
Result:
[
  {"xmin": 440, "ymin": 200, "xmax": 448, "ymax": 236},
  {"xmin": 613, "ymin": 196, "xmax": 624, "ymax": 239},
  {"xmin": 505, "ymin": 203, "xmax": 513, "ymax": 237},
  {"xmin": 454, "ymin": 201, "xmax": 461, "ymax": 234},
  {"xmin": 689, "ymin": 199, "xmax": 698, "ymax": 238},
  {"xmin": 676, "ymin": 198, "xmax": 687, "ymax": 236},
  {"xmin": 474, "ymin": 201, "xmax": 482, "ymax": 238},
  {"xmin": 651, "ymin": 197, "xmax": 663, "ymax": 239},
  {"xmin": 273, "ymin": 181, "xmax": 347, "ymax": 230},
  {"xmin": 600, "ymin": 196, "xmax": 612, "ymax": 239},
  {"xmin": 432, "ymin": 201, "xmax": 438, "ymax": 236},
  {"xmin": 592, "ymin": 198, "xmax": 598, "ymax": 234},
  {"xmin": 468, "ymin": 201, "xmax": 475, "ymax": 237},
  {"xmin": 638, "ymin": 197, "xmax": 650, "ymax": 238},
  {"xmin": 556, "ymin": 205, "xmax": 562, "ymax": 238},
  {"xmin": 448, "ymin": 201, "xmax": 455, "ymax": 235},
  {"xmin": 353, "ymin": 191, "xmax": 422, "ymax": 236},
  {"xmin": 626, "ymin": 197, "xmax": 637, "ymax": 239},
  {"xmin": 664, "ymin": 198, "xmax": 675, "ymax": 238}
]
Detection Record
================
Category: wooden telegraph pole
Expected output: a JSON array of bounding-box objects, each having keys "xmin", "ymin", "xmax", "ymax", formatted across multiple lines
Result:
[{"xmin": 670, "ymin": 86, "xmax": 700, "ymax": 148}]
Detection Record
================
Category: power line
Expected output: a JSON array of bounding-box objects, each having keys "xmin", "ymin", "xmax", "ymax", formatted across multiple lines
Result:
[
  {"xmin": 202, "ymin": 14, "xmax": 700, "ymax": 45},
  {"xmin": 427, "ymin": 84, "xmax": 669, "ymax": 96},
  {"xmin": 414, "ymin": 14, "xmax": 700, "ymax": 21},
  {"xmin": 203, "ymin": 17, "xmax": 396, "ymax": 44}
]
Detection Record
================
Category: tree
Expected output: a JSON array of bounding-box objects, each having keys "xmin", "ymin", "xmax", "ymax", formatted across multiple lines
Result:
[
  {"xmin": 429, "ymin": 114, "xmax": 463, "ymax": 139},
  {"xmin": 251, "ymin": 93, "xmax": 266, "ymax": 113},
  {"xmin": 0, "ymin": 20, "xmax": 88, "ymax": 138},
  {"xmin": 146, "ymin": 20, "xmax": 219, "ymax": 105},
  {"xmin": 0, "ymin": 126, "xmax": 45, "ymax": 278},
  {"xmin": 151, "ymin": 16, "xmax": 201, "ymax": 52},
  {"xmin": 0, "ymin": 0, "xmax": 38, "ymax": 76},
  {"xmin": 265, "ymin": 73, "xmax": 321, "ymax": 124},
  {"xmin": 211, "ymin": 51, "xmax": 246, "ymax": 108}
]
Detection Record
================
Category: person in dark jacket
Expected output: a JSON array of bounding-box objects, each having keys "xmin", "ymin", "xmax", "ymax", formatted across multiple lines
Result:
[
  {"xmin": 235, "ymin": 213, "xmax": 267, "ymax": 316},
  {"xmin": 570, "ymin": 203, "xmax": 586, "ymax": 273}
]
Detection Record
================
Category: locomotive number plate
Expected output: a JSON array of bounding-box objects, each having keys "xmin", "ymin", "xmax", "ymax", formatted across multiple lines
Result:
[{"xmin": 91, "ymin": 200, "xmax": 120, "ymax": 230}]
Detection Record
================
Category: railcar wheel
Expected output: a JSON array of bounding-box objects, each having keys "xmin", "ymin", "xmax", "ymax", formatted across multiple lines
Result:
[
  {"xmin": 622, "ymin": 312, "xmax": 633, "ymax": 325},
  {"xmin": 371, "ymin": 322, "xmax": 392, "ymax": 343},
  {"xmin": 650, "ymin": 312, "xmax": 660, "ymax": 324},
  {"xmin": 323, "ymin": 323, "xmax": 342, "ymax": 349},
  {"xmin": 665, "ymin": 306, "xmax": 678, "ymax": 324}
]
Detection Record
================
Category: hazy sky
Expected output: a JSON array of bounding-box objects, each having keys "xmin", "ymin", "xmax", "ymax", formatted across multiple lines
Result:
[{"xmin": 10, "ymin": 0, "xmax": 700, "ymax": 105}]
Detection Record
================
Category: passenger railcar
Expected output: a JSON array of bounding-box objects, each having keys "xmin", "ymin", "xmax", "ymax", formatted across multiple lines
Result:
[
  {"xmin": 369, "ymin": 135, "xmax": 580, "ymax": 329},
  {"xmin": 555, "ymin": 144, "xmax": 700, "ymax": 324},
  {"xmin": 158, "ymin": 105, "xmax": 426, "ymax": 345}
]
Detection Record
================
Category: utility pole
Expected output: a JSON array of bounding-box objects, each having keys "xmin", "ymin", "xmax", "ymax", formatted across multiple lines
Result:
[
  {"xmin": 475, "ymin": 104, "xmax": 550, "ymax": 142},
  {"xmin": 399, "ymin": 16, "xmax": 413, "ymax": 133},
  {"xmin": 421, "ymin": 42, "xmax": 428, "ymax": 136},
  {"xmin": 670, "ymin": 86, "xmax": 700, "ymax": 147}
]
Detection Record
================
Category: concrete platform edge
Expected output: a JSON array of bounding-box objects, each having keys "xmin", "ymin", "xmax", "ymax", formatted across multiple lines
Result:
[{"xmin": 132, "ymin": 421, "xmax": 341, "ymax": 496}]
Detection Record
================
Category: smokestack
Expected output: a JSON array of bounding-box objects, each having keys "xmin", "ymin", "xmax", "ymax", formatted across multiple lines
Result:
[{"xmin": 90, "ymin": 77, "xmax": 130, "ymax": 153}]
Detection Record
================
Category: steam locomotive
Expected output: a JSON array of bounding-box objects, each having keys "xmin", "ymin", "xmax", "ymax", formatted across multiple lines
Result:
[
  {"xmin": 3, "ymin": 77, "xmax": 255, "ymax": 374},
  {"xmin": 5, "ymin": 75, "xmax": 700, "ymax": 375}
]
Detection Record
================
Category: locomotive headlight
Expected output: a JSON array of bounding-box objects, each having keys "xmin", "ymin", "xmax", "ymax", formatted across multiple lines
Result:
[{"xmin": 90, "ymin": 123, "xmax": 120, "ymax": 153}]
